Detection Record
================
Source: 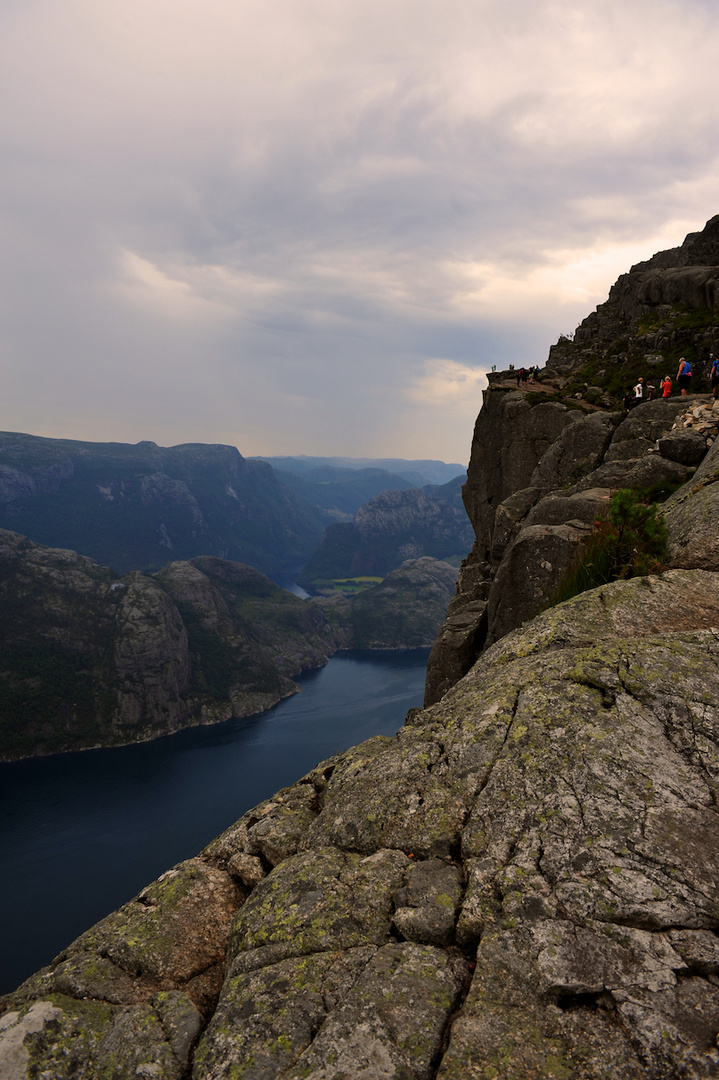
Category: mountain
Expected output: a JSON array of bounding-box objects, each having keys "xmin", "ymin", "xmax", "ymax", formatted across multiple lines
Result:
[
  {"xmin": 0, "ymin": 530, "xmax": 341, "ymax": 760},
  {"xmin": 255, "ymin": 455, "xmax": 465, "ymax": 487},
  {"xmin": 0, "ymin": 529, "xmax": 455, "ymax": 760},
  {"xmin": 297, "ymin": 478, "xmax": 473, "ymax": 591},
  {"xmin": 0, "ymin": 433, "xmax": 325, "ymax": 576},
  {"xmin": 5, "ymin": 220, "xmax": 719, "ymax": 1077},
  {"xmin": 268, "ymin": 465, "xmax": 417, "ymax": 520}
]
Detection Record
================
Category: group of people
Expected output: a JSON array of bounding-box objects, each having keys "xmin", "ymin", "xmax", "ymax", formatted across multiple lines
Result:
[
  {"xmin": 512, "ymin": 365, "xmax": 541, "ymax": 386},
  {"xmin": 625, "ymin": 356, "xmax": 713, "ymax": 409}
]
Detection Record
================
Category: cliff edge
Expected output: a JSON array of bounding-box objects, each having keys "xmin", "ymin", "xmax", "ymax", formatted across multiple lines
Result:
[{"xmin": 425, "ymin": 215, "xmax": 719, "ymax": 707}]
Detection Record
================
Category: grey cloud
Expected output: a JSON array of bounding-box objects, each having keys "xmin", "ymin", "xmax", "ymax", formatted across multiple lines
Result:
[{"xmin": 1, "ymin": 0, "xmax": 718, "ymax": 459}]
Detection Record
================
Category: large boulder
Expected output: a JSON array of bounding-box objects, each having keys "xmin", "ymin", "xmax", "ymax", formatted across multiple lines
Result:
[
  {"xmin": 529, "ymin": 411, "xmax": 619, "ymax": 490},
  {"xmin": 484, "ymin": 521, "xmax": 593, "ymax": 646},
  {"xmin": 663, "ymin": 438, "xmax": 719, "ymax": 571}
]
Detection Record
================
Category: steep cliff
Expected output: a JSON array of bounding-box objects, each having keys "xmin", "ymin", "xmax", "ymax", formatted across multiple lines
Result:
[{"xmin": 425, "ymin": 217, "xmax": 719, "ymax": 707}]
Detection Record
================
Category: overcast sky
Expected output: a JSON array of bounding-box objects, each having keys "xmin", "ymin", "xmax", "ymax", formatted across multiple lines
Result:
[{"xmin": 1, "ymin": 0, "xmax": 718, "ymax": 464}]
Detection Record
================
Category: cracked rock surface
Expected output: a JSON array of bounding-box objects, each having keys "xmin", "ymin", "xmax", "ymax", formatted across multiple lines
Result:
[{"xmin": 3, "ymin": 568, "xmax": 719, "ymax": 1078}]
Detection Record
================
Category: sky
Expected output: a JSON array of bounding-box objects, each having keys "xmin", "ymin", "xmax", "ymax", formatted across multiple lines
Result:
[{"xmin": 2, "ymin": 0, "xmax": 719, "ymax": 464}]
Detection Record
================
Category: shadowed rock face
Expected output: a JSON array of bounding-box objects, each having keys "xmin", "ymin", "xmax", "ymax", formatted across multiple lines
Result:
[
  {"xmin": 424, "ymin": 387, "xmax": 719, "ymax": 708},
  {"xmin": 3, "ymin": 569, "xmax": 719, "ymax": 1078}
]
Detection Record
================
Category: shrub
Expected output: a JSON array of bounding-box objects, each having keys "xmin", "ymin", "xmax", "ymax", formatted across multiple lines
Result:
[{"xmin": 550, "ymin": 489, "xmax": 667, "ymax": 606}]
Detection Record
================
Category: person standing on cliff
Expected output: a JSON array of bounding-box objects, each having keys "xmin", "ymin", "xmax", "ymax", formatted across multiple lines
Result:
[
  {"xmin": 677, "ymin": 357, "xmax": 692, "ymax": 395},
  {"xmin": 661, "ymin": 374, "xmax": 673, "ymax": 397},
  {"xmin": 711, "ymin": 355, "xmax": 719, "ymax": 399},
  {"xmin": 630, "ymin": 377, "xmax": 646, "ymax": 407}
]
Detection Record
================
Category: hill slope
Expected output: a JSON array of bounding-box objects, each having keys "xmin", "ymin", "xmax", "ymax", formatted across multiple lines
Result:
[{"xmin": 0, "ymin": 433, "xmax": 325, "ymax": 575}]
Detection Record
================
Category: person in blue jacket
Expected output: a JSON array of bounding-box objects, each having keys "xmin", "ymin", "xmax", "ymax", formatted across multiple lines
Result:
[{"xmin": 677, "ymin": 357, "xmax": 692, "ymax": 395}]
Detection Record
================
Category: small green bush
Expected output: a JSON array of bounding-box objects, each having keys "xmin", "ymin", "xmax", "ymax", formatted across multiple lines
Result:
[{"xmin": 550, "ymin": 489, "xmax": 667, "ymax": 606}]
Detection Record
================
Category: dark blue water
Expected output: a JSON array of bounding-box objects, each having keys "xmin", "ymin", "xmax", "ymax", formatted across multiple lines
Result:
[{"xmin": 0, "ymin": 649, "xmax": 428, "ymax": 996}]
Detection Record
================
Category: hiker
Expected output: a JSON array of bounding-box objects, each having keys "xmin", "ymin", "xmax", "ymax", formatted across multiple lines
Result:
[
  {"xmin": 677, "ymin": 357, "xmax": 692, "ymax": 395},
  {"xmin": 630, "ymin": 377, "xmax": 646, "ymax": 408},
  {"xmin": 646, "ymin": 382, "xmax": 657, "ymax": 400},
  {"xmin": 660, "ymin": 374, "xmax": 672, "ymax": 398},
  {"xmin": 516, "ymin": 367, "xmax": 523, "ymax": 387},
  {"xmin": 711, "ymin": 355, "xmax": 719, "ymax": 399}
]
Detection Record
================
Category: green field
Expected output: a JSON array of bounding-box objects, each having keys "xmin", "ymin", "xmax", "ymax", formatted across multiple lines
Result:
[{"xmin": 324, "ymin": 576, "xmax": 383, "ymax": 594}]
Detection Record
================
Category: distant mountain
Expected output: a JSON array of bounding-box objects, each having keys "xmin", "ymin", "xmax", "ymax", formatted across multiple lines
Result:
[
  {"xmin": 298, "ymin": 479, "xmax": 473, "ymax": 591},
  {"xmin": 255, "ymin": 455, "xmax": 465, "ymax": 487},
  {"xmin": 0, "ymin": 432, "xmax": 325, "ymax": 576},
  {"xmin": 270, "ymin": 466, "xmax": 417, "ymax": 520}
]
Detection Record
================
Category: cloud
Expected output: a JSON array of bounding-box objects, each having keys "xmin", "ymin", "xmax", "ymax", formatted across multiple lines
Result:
[{"xmin": 1, "ymin": 0, "xmax": 719, "ymax": 462}]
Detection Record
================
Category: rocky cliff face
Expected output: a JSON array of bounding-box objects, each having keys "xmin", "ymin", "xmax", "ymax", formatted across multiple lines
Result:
[
  {"xmin": 425, "ymin": 218, "xmax": 719, "ymax": 708},
  {"xmin": 424, "ymin": 392, "xmax": 716, "ymax": 705}
]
